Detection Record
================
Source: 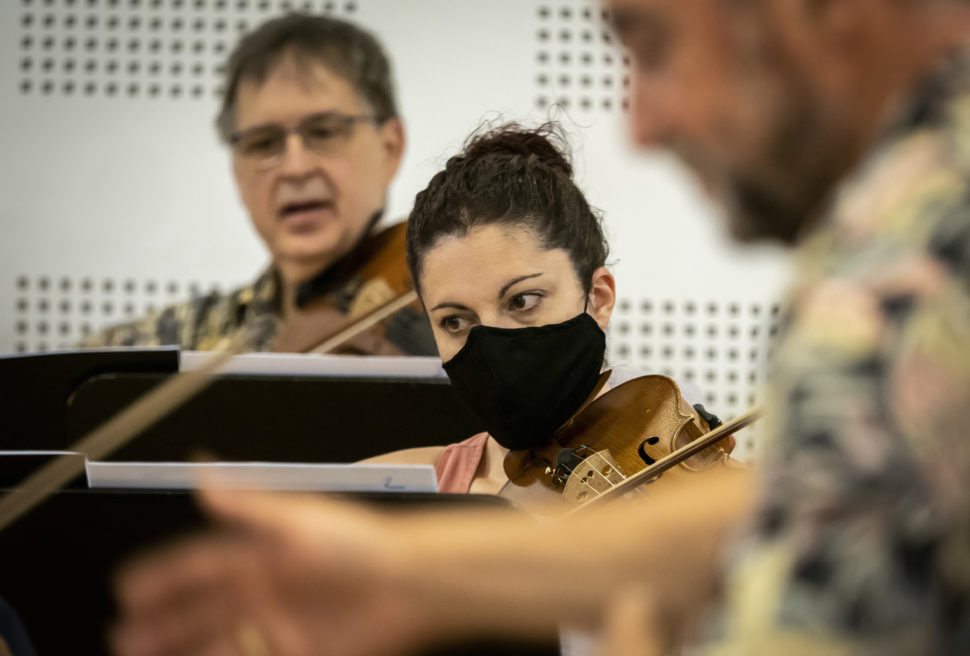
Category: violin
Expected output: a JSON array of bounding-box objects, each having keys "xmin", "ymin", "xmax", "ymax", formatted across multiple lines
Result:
[
  {"xmin": 269, "ymin": 221, "xmax": 428, "ymax": 355},
  {"xmin": 499, "ymin": 372, "xmax": 761, "ymax": 514}
]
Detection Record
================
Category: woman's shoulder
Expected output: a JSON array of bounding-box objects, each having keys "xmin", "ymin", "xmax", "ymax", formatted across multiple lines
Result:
[
  {"xmin": 361, "ymin": 432, "xmax": 491, "ymax": 466},
  {"xmin": 446, "ymin": 432, "xmax": 491, "ymax": 449},
  {"xmin": 436, "ymin": 432, "xmax": 491, "ymax": 494},
  {"xmin": 360, "ymin": 445, "xmax": 448, "ymax": 466}
]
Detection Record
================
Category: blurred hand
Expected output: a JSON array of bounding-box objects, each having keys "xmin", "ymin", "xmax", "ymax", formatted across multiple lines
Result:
[
  {"xmin": 112, "ymin": 488, "xmax": 423, "ymax": 656},
  {"xmin": 597, "ymin": 585, "xmax": 663, "ymax": 656}
]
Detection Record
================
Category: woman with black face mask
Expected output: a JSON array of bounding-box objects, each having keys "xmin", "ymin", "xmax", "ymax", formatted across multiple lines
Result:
[{"xmin": 367, "ymin": 123, "xmax": 734, "ymax": 493}]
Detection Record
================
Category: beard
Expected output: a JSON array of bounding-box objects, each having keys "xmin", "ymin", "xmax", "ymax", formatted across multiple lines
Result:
[
  {"xmin": 674, "ymin": 20, "xmax": 861, "ymax": 247},
  {"xmin": 722, "ymin": 171, "xmax": 821, "ymax": 245},
  {"xmin": 672, "ymin": 135, "xmax": 832, "ymax": 246},
  {"xmin": 668, "ymin": 91, "xmax": 849, "ymax": 247},
  {"xmin": 721, "ymin": 96, "xmax": 853, "ymax": 245}
]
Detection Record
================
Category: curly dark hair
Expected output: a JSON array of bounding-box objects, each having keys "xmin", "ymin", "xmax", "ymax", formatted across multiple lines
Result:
[
  {"xmin": 216, "ymin": 13, "xmax": 398, "ymax": 141},
  {"xmin": 407, "ymin": 123, "xmax": 610, "ymax": 296}
]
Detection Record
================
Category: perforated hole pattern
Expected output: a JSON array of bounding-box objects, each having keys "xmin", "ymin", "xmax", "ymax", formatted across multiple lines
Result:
[
  {"xmin": 11, "ymin": 273, "xmax": 225, "ymax": 350},
  {"xmin": 16, "ymin": 0, "xmax": 631, "ymax": 114},
  {"xmin": 17, "ymin": 0, "xmax": 358, "ymax": 100},
  {"xmin": 534, "ymin": 0, "xmax": 630, "ymax": 114},
  {"xmin": 607, "ymin": 297, "xmax": 783, "ymax": 464}
]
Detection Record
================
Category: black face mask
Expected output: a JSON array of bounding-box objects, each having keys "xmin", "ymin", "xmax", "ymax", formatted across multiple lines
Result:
[{"xmin": 442, "ymin": 312, "xmax": 606, "ymax": 451}]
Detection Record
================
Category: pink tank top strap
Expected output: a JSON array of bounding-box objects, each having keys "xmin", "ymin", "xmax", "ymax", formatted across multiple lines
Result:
[{"xmin": 434, "ymin": 432, "xmax": 490, "ymax": 494}]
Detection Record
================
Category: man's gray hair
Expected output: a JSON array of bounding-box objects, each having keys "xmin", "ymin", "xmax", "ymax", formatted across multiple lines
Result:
[{"xmin": 215, "ymin": 12, "xmax": 398, "ymax": 142}]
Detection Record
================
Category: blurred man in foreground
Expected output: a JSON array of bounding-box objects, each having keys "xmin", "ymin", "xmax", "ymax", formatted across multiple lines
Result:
[{"xmin": 112, "ymin": 1, "xmax": 970, "ymax": 654}]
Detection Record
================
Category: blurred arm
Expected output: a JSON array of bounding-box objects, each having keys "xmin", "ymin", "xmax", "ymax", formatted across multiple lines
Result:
[{"xmin": 113, "ymin": 470, "xmax": 754, "ymax": 656}]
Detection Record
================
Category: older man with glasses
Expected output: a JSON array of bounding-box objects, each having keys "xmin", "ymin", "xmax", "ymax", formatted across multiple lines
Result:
[{"xmin": 85, "ymin": 13, "xmax": 435, "ymax": 355}]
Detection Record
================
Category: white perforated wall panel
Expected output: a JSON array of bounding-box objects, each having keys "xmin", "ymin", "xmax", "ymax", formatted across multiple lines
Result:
[{"xmin": 1, "ymin": 0, "xmax": 792, "ymax": 463}]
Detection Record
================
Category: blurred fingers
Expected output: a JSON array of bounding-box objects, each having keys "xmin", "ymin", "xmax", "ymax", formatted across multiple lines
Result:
[
  {"xmin": 598, "ymin": 585, "xmax": 664, "ymax": 656},
  {"xmin": 116, "ymin": 536, "xmax": 244, "ymax": 616},
  {"xmin": 113, "ymin": 538, "xmax": 264, "ymax": 656}
]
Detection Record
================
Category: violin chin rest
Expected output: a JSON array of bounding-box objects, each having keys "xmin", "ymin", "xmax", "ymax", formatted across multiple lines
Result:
[{"xmin": 502, "ymin": 448, "xmax": 552, "ymax": 484}]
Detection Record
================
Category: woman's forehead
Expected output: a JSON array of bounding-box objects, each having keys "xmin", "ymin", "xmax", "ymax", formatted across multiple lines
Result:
[
  {"xmin": 425, "ymin": 225, "xmax": 557, "ymax": 271},
  {"xmin": 421, "ymin": 225, "xmax": 575, "ymax": 298}
]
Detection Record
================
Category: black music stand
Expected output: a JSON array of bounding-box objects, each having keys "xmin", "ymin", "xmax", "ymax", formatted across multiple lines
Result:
[
  {"xmin": 0, "ymin": 489, "xmax": 557, "ymax": 656},
  {"xmin": 0, "ymin": 348, "xmax": 178, "ymax": 451}
]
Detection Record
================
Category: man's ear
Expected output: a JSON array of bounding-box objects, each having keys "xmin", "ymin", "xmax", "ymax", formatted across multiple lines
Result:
[
  {"xmin": 587, "ymin": 266, "xmax": 616, "ymax": 331},
  {"xmin": 380, "ymin": 117, "xmax": 406, "ymax": 183}
]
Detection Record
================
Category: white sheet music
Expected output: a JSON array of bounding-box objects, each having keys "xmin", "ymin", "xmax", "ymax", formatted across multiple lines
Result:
[
  {"xmin": 179, "ymin": 352, "xmax": 447, "ymax": 379},
  {"xmin": 86, "ymin": 461, "xmax": 438, "ymax": 492}
]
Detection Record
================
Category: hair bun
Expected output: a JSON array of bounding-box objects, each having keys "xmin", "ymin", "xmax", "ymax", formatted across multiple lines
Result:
[{"xmin": 461, "ymin": 123, "xmax": 573, "ymax": 178}]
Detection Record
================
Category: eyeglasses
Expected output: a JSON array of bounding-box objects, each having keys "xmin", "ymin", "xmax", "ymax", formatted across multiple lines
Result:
[{"xmin": 229, "ymin": 112, "xmax": 378, "ymax": 169}]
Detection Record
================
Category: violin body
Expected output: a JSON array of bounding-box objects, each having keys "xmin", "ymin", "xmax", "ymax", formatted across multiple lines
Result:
[
  {"xmin": 270, "ymin": 222, "xmax": 432, "ymax": 355},
  {"xmin": 500, "ymin": 374, "xmax": 734, "ymax": 511}
]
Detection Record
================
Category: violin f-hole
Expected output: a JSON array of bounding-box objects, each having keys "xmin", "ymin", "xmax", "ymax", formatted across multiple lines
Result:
[{"xmin": 637, "ymin": 437, "xmax": 661, "ymax": 466}]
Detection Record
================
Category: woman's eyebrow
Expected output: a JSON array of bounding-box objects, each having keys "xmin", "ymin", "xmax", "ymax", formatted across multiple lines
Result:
[
  {"xmin": 498, "ymin": 273, "xmax": 543, "ymax": 299},
  {"xmin": 428, "ymin": 301, "xmax": 472, "ymax": 312},
  {"xmin": 428, "ymin": 274, "xmax": 543, "ymax": 312}
]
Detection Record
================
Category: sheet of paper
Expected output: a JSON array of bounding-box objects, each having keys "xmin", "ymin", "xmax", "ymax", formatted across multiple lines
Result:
[
  {"xmin": 179, "ymin": 351, "xmax": 447, "ymax": 379},
  {"xmin": 86, "ymin": 461, "xmax": 438, "ymax": 492}
]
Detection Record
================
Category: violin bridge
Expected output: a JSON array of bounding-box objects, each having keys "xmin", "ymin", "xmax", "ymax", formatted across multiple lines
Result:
[{"xmin": 561, "ymin": 451, "xmax": 626, "ymax": 504}]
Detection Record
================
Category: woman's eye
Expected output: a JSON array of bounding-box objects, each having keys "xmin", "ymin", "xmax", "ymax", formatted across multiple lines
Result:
[
  {"xmin": 440, "ymin": 315, "xmax": 472, "ymax": 334},
  {"xmin": 508, "ymin": 293, "xmax": 541, "ymax": 312}
]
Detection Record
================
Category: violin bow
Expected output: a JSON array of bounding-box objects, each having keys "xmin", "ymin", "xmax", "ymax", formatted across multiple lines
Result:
[
  {"xmin": 0, "ymin": 288, "xmax": 421, "ymax": 533},
  {"xmin": 566, "ymin": 406, "xmax": 764, "ymax": 514},
  {"xmin": 309, "ymin": 289, "xmax": 419, "ymax": 354}
]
